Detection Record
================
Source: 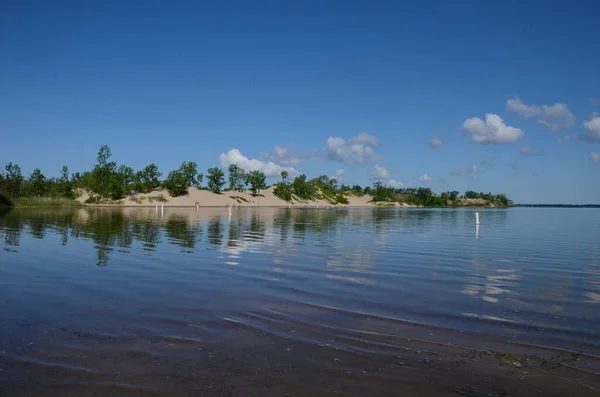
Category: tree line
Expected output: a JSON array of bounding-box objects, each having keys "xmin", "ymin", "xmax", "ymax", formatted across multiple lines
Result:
[
  {"xmin": 0, "ymin": 145, "xmax": 269, "ymax": 202},
  {"xmin": 0, "ymin": 145, "xmax": 513, "ymax": 207}
]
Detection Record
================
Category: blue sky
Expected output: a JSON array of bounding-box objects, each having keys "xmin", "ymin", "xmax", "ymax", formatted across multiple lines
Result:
[{"xmin": 1, "ymin": 0, "xmax": 599, "ymax": 204}]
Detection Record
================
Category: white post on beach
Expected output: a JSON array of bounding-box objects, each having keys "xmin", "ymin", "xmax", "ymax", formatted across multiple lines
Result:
[
  {"xmin": 475, "ymin": 212, "xmax": 480, "ymax": 225},
  {"xmin": 155, "ymin": 205, "xmax": 158, "ymax": 214},
  {"xmin": 161, "ymin": 205, "xmax": 164, "ymax": 218}
]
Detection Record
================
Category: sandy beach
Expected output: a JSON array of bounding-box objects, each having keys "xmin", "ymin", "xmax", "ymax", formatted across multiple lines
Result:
[{"xmin": 76, "ymin": 186, "xmax": 414, "ymax": 208}]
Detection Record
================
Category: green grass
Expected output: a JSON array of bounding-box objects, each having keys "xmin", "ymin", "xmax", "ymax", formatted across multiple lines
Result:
[
  {"xmin": 147, "ymin": 194, "xmax": 168, "ymax": 203},
  {"xmin": 230, "ymin": 195, "xmax": 249, "ymax": 203},
  {"xmin": 12, "ymin": 197, "xmax": 82, "ymax": 208}
]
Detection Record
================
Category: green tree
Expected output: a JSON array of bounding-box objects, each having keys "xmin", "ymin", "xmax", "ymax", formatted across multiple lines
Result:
[
  {"xmin": 87, "ymin": 145, "xmax": 119, "ymax": 198},
  {"xmin": 114, "ymin": 165, "xmax": 135, "ymax": 197},
  {"xmin": 57, "ymin": 165, "xmax": 75, "ymax": 198},
  {"xmin": 273, "ymin": 181, "xmax": 293, "ymax": 201},
  {"xmin": 371, "ymin": 181, "xmax": 395, "ymax": 202},
  {"xmin": 292, "ymin": 174, "xmax": 316, "ymax": 200},
  {"xmin": 464, "ymin": 190, "xmax": 479, "ymax": 199},
  {"xmin": 163, "ymin": 170, "xmax": 189, "ymax": 197},
  {"xmin": 4, "ymin": 162, "xmax": 24, "ymax": 198},
  {"xmin": 29, "ymin": 168, "xmax": 47, "ymax": 197},
  {"xmin": 245, "ymin": 170, "xmax": 267, "ymax": 195},
  {"xmin": 136, "ymin": 163, "xmax": 162, "ymax": 193},
  {"xmin": 196, "ymin": 172, "xmax": 204, "ymax": 188},
  {"xmin": 280, "ymin": 170, "xmax": 288, "ymax": 182},
  {"xmin": 180, "ymin": 161, "xmax": 200, "ymax": 188},
  {"xmin": 228, "ymin": 165, "xmax": 245, "ymax": 192},
  {"xmin": 207, "ymin": 167, "xmax": 225, "ymax": 193}
]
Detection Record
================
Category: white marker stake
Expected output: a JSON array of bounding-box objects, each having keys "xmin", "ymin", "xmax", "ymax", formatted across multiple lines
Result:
[
  {"xmin": 161, "ymin": 205, "xmax": 164, "ymax": 217},
  {"xmin": 475, "ymin": 212, "xmax": 480, "ymax": 225}
]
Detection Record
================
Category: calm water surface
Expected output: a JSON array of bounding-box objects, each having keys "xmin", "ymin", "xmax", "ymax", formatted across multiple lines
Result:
[{"xmin": 1, "ymin": 207, "xmax": 599, "ymax": 396}]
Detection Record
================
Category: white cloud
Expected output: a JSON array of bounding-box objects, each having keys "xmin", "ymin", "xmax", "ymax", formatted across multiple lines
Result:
[
  {"xmin": 591, "ymin": 152, "xmax": 600, "ymax": 163},
  {"xmin": 429, "ymin": 136, "xmax": 442, "ymax": 149},
  {"xmin": 420, "ymin": 174, "xmax": 433, "ymax": 182},
  {"xmin": 520, "ymin": 144, "xmax": 532, "ymax": 154},
  {"xmin": 450, "ymin": 161, "xmax": 492, "ymax": 176},
  {"xmin": 369, "ymin": 164, "xmax": 389, "ymax": 180},
  {"xmin": 557, "ymin": 134, "xmax": 573, "ymax": 144},
  {"xmin": 582, "ymin": 116, "xmax": 600, "ymax": 142},
  {"xmin": 506, "ymin": 97, "xmax": 575, "ymax": 131},
  {"xmin": 462, "ymin": 114, "xmax": 524, "ymax": 144},
  {"xmin": 334, "ymin": 169, "xmax": 345, "ymax": 177},
  {"xmin": 219, "ymin": 149, "xmax": 299, "ymax": 178},
  {"xmin": 388, "ymin": 179, "xmax": 404, "ymax": 188},
  {"xmin": 325, "ymin": 133, "xmax": 379, "ymax": 163},
  {"xmin": 261, "ymin": 145, "xmax": 315, "ymax": 166}
]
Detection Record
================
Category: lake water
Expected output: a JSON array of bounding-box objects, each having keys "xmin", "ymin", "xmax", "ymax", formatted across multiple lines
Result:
[{"xmin": 1, "ymin": 207, "xmax": 599, "ymax": 396}]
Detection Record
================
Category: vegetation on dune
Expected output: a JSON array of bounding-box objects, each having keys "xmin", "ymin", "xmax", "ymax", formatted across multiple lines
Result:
[
  {"xmin": 367, "ymin": 182, "xmax": 513, "ymax": 207},
  {"xmin": 0, "ymin": 145, "xmax": 513, "ymax": 207},
  {"xmin": 207, "ymin": 167, "xmax": 225, "ymax": 194}
]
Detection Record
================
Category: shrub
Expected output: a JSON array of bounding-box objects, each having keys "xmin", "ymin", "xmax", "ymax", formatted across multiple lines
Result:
[{"xmin": 273, "ymin": 182, "xmax": 293, "ymax": 201}]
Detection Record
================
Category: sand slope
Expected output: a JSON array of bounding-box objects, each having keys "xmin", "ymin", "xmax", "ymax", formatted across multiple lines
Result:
[{"xmin": 78, "ymin": 186, "xmax": 378, "ymax": 207}]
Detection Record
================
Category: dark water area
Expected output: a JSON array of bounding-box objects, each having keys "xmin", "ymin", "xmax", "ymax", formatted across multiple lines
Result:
[{"xmin": 1, "ymin": 207, "xmax": 599, "ymax": 396}]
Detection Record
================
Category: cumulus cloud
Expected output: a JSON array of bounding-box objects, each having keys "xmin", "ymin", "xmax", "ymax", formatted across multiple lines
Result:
[
  {"xmin": 591, "ymin": 152, "xmax": 600, "ymax": 163},
  {"xmin": 582, "ymin": 116, "xmax": 600, "ymax": 142},
  {"xmin": 325, "ymin": 133, "xmax": 380, "ymax": 163},
  {"xmin": 334, "ymin": 169, "xmax": 345, "ymax": 177},
  {"xmin": 506, "ymin": 97, "xmax": 575, "ymax": 131},
  {"xmin": 429, "ymin": 136, "xmax": 442, "ymax": 149},
  {"xmin": 388, "ymin": 179, "xmax": 404, "ymax": 188},
  {"xmin": 261, "ymin": 145, "xmax": 315, "ymax": 166},
  {"xmin": 462, "ymin": 114, "xmax": 524, "ymax": 144},
  {"xmin": 219, "ymin": 149, "xmax": 299, "ymax": 178},
  {"xmin": 369, "ymin": 164, "xmax": 390, "ymax": 180},
  {"xmin": 420, "ymin": 174, "xmax": 433, "ymax": 182}
]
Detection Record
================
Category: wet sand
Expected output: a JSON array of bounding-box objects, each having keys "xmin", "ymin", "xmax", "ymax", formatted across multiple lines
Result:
[{"xmin": 1, "ymin": 300, "xmax": 599, "ymax": 397}]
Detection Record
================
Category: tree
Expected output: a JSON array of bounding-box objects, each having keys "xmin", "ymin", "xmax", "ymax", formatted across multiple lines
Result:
[
  {"xmin": 273, "ymin": 181, "xmax": 293, "ymax": 201},
  {"xmin": 4, "ymin": 162, "xmax": 24, "ymax": 198},
  {"xmin": 87, "ymin": 145, "xmax": 118, "ymax": 198},
  {"xmin": 136, "ymin": 163, "xmax": 162, "ymax": 193},
  {"xmin": 179, "ymin": 161, "xmax": 200, "ymax": 188},
  {"xmin": 57, "ymin": 165, "xmax": 74, "ymax": 198},
  {"xmin": 196, "ymin": 172, "xmax": 204, "ymax": 188},
  {"xmin": 280, "ymin": 171, "xmax": 288, "ymax": 182},
  {"xmin": 29, "ymin": 168, "xmax": 47, "ymax": 197},
  {"xmin": 114, "ymin": 165, "xmax": 135, "ymax": 197},
  {"xmin": 163, "ymin": 170, "xmax": 189, "ymax": 197},
  {"xmin": 292, "ymin": 174, "xmax": 316, "ymax": 200},
  {"xmin": 246, "ymin": 170, "xmax": 267, "ymax": 195},
  {"xmin": 207, "ymin": 167, "xmax": 225, "ymax": 193},
  {"xmin": 228, "ymin": 165, "xmax": 245, "ymax": 191},
  {"xmin": 464, "ymin": 190, "xmax": 479, "ymax": 199},
  {"xmin": 371, "ymin": 181, "xmax": 395, "ymax": 202}
]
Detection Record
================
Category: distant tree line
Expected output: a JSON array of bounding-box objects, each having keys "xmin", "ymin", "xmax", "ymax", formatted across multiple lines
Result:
[
  {"xmin": 0, "ymin": 145, "xmax": 512, "ymax": 207},
  {"xmin": 0, "ymin": 145, "xmax": 270, "ymax": 203}
]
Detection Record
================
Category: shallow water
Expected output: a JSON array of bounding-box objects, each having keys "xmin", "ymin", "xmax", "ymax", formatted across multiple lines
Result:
[{"xmin": 1, "ymin": 207, "xmax": 599, "ymax": 396}]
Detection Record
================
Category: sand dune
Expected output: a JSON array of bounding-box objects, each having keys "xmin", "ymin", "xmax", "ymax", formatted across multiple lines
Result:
[{"xmin": 78, "ymin": 186, "xmax": 379, "ymax": 208}]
